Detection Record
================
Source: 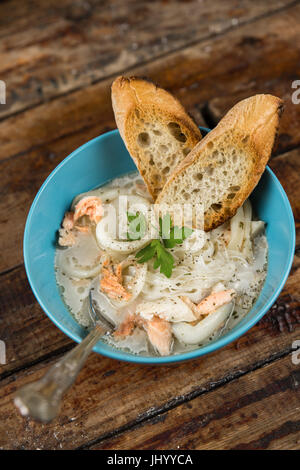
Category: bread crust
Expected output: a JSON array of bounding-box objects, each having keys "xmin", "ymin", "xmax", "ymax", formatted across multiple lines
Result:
[
  {"xmin": 157, "ymin": 94, "xmax": 283, "ymax": 231},
  {"xmin": 111, "ymin": 76, "xmax": 202, "ymax": 199}
]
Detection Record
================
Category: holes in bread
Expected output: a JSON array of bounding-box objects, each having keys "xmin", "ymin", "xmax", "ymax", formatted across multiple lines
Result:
[
  {"xmin": 168, "ymin": 122, "xmax": 187, "ymax": 143},
  {"xmin": 227, "ymin": 193, "xmax": 236, "ymax": 200},
  {"xmin": 181, "ymin": 191, "xmax": 190, "ymax": 201},
  {"xmin": 193, "ymin": 172, "xmax": 203, "ymax": 181},
  {"xmin": 229, "ymin": 185, "xmax": 240, "ymax": 191},
  {"xmin": 183, "ymin": 147, "xmax": 191, "ymax": 156},
  {"xmin": 167, "ymin": 154, "xmax": 176, "ymax": 165},
  {"xmin": 149, "ymin": 156, "xmax": 154, "ymax": 165},
  {"xmin": 135, "ymin": 109, "xmax": 140, "ymax": 118},
  {"xmin": 242, "ymin": 135, "xmax": 249, "ymax": 144},
  {"xmin": 211, "ymin": 203, "xmax": 222, "ymax": 212},
  {"xmin": 137, "ymin": 132, "xmax": 150, "ymax": 147},
  {"xmin": 153, "ymin": 130, "xmax": 162, "ymax": 136},
  {"xmin": 162, "ymin": 166, "xmax": 170, "ymax": 174},
  {"xmin": 207, "ymin": 141, "xmax": 214, "ymax": 149},
  {"xmin": 159, "ymin": 144, "xmax": 168, "ymax": 153},
  {"xmin": 205, "ymin": 165, "xmax": 214, "ymax": 176}
]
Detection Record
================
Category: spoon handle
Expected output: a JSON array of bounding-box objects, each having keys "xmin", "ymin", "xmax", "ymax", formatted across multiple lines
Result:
[{"xmin": 14, "ymin": 325, "xmax": 104, "ymax": 423}]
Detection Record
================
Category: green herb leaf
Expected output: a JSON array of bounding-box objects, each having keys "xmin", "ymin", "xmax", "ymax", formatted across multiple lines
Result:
[
  {"xmin": 136, "ymin": 239, "xmax": 174, "ymax": 278},
  {"xmin": 160, "ymin": 214, "xmax": 172, "ymax": 239},
  {"xmin": 153, "ymin": 257, "xmax": 161, "ymax": 270},
  {"xmin": 134, "ymin": 213, "xmax": 193, "ymax": 278},
  {"xmin": 127, "ymin": 212, "xmax": 146, "ymax": 240},
  {"xmin": 135, "ymin": 243, "xmax": 157, "ymax": 263},
  {"xmin": 155, "ymin": 243, "xmax": 174, "ymax": 278},
  {"xmin": 163, "ymin": 223, "xmax": 193, "ymax": 248}
]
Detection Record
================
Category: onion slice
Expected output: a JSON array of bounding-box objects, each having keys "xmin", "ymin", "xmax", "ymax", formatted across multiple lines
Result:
[
  {"xmin": 172, "ymin": 302, "xmax": 233, "ymax": 345},
  {"xmin": 96, "ymin": 194, "xmax": 151, "ymax": 254}
]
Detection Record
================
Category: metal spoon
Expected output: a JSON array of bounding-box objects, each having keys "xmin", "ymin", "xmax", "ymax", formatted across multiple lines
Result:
[{"xmin": 14, "ymin": 289, "xmax": 115, "ymax": 423}]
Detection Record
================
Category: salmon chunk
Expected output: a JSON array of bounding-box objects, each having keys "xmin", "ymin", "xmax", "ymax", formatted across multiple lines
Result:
[
  {"xmin": 144, "ymin": 316, "xmax": 172, "ymax": 356},
  {"xmin": 100, "ymin": 259, "xmax": 132, "ymax": 302},
  {"xmin": 196, "ymin": 290, "xmax": 235, "ymax": 317},
  {"xmin": 114, "ymin": 314, "xmax": 172, "ymax": 356},
  {"xmin": 58, "ymin": 209, "xmax": 90, "ymax": 247},
  {"xmin": 74, "ymin": 196, "xmax": 103, "ymax": 224},
  {"xmin": 181, "ymin": 289, "xmax": 235, "ymax": 319},
  {"xmin": 113, "ymin": 314, "xmax": 137, "ymax": 339}
]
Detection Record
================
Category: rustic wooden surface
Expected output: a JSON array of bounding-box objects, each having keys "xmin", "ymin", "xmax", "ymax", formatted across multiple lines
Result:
[{"xmin": 0, "ymin": 0, "xmax": 299, "ymax": 450}]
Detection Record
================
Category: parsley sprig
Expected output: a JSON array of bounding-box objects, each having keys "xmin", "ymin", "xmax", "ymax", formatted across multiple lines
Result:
[
  {"xmin": 135, "ymin": 214, "xmax": 193, "ymax": 278},
  {"xmin": 127, "ymin": 212, "xmax": 147, "ymax": 240}
]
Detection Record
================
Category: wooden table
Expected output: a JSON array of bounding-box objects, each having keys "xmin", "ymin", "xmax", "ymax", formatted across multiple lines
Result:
[{"xmin": 0, "ymin": 0, "xmax": 300, "ymax": 450}]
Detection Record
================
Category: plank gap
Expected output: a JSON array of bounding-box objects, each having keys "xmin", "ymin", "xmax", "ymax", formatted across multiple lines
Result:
[
  {"xmin": 0, "ymin": 262, "xmax": 23, "ymax": 278},
  {"xmin": 0, "ymin": 342, "xmax": 74, "ymax": 383}
]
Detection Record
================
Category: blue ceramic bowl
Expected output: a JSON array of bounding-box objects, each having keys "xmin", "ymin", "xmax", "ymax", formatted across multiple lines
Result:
[{"xmin": 24, "ymin": 128, "xmax": 295, "ymax": 364}]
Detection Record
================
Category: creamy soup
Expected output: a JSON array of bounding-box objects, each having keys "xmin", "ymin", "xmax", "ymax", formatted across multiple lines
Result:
[{"xmin": 55, "ymin": 172, "xmax": 267, "ymax": 356}]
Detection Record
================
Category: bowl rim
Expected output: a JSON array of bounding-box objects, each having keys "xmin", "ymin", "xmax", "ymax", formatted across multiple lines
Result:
[{"xmin": 23, "ymin": 128, "xmax": 296, "ymax": 364}]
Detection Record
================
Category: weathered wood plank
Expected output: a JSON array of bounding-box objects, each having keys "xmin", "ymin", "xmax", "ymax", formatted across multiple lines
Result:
[
  {"xmin": 0, "ymin": 0, "xmax": 294, "ymax": 119},
  {"xmin": 0, "ymin": 120, "xmax": 112, "ymax": 274},
  {"xmin": 1, "ymin": 2, "xmax": 300, "ymax": 163},
  {"xmin": 90, "ymin": 354, "xmax": 300, "ymax": 450},
  {"xmin": 269, "ymin": 150, "xmax": 300, "ymax": 252},
  {"xmin": 0, "ymin": 307, "xmax": 299, "ymax": 450},
  {"xmin": 0, "ymin": 265, "xmax": 73, "ymax": 378}
]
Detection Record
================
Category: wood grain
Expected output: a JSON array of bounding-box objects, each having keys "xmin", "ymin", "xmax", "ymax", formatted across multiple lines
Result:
[
  {"xmin": 0, "ymin": 304, "xmax": 299, "ymax": 449},
  {"xmin": 0, "ymin": 0, "xmax": 294, "ymax": 119},
  {"xmin": 269, "ymin": 150, "xmax": 300, "ymax": 247},
  {"xmin": 0, "ymin": 265, "xmax": 73, "ymax": 378},
  {"xmin": 1, "ymin": 2, "xmax": 300, "ymax": 162},
  {"xmin": 90, "ymin": 354, "xmax": 300, "ymax": 450}
]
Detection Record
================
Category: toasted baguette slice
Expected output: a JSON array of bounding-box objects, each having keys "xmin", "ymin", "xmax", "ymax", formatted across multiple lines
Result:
[
  {"xmin": 111, "ymin": 76, "xmax": 202, "ymax": 199},
  {"xmin": 157, "ymin": 94, "xmax": 283, "ymax": 231}
]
